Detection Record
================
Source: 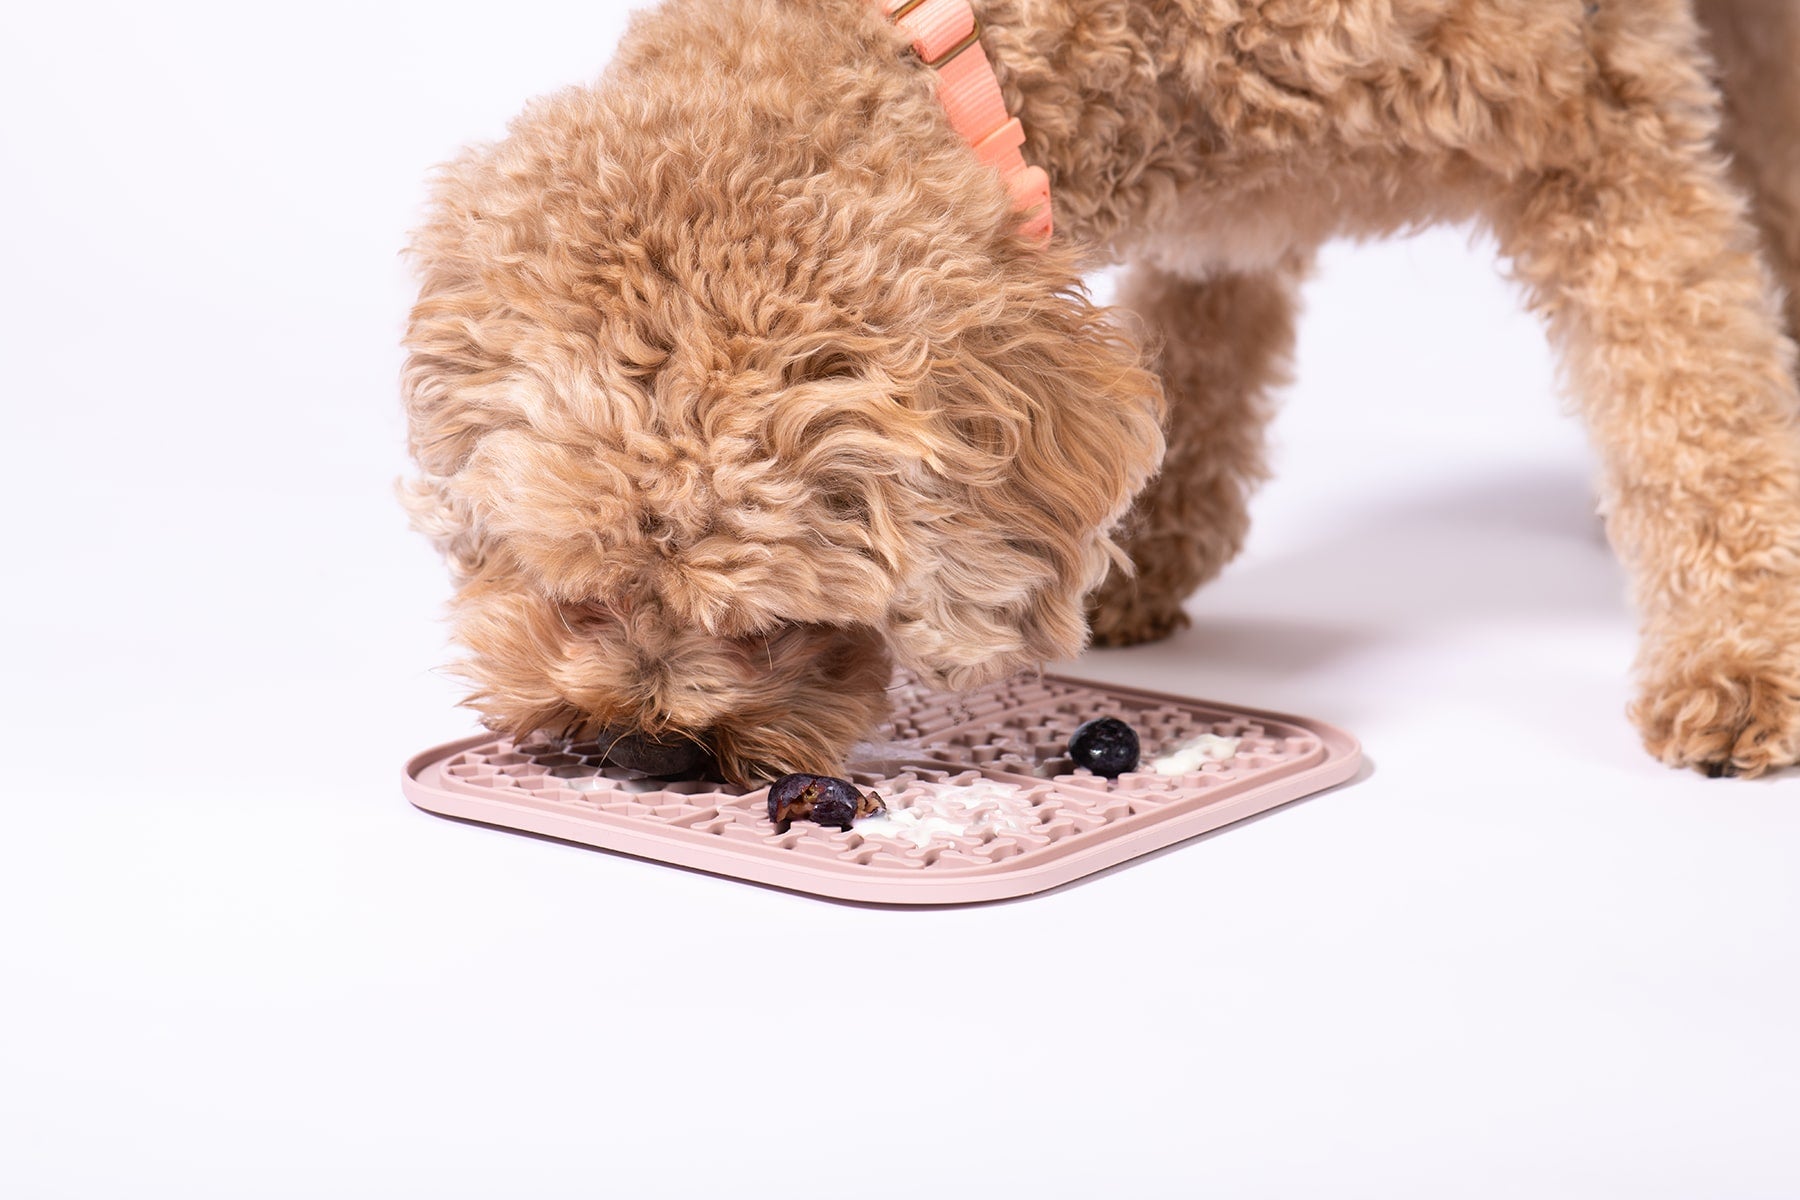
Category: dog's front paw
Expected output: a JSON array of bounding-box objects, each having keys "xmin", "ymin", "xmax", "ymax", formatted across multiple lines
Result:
[{"xmin": 1632, "ymin": 658, "xmax": 1800, "ymax": 778}]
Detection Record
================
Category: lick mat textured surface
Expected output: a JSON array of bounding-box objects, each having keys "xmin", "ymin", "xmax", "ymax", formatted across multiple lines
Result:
[{"xmin": 401, "ymin": 674, "xmax": 1361, "ymax": 904}]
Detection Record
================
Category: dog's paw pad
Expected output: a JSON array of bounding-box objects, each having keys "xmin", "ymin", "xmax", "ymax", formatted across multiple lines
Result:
[{"xmin": 1633, "ymin": 663, "xmax": 1800, "ymax": 779}]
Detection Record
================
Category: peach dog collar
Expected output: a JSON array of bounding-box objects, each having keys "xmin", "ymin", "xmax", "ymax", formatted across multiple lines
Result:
[{"xmin": 877, "ymin": 0, "xmax": 1054, "ymax": 241}]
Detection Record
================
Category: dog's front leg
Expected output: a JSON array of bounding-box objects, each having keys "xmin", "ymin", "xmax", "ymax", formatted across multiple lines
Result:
[
  {"xmin": 1087, "ymin": 260, "xmax": 1304, "ymax": 647},
  {"xmin": 1495, "ymin": 12, "xmax": 1800, "ymax": 776}
]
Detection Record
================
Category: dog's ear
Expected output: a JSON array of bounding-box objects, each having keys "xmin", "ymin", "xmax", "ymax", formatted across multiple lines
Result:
[{"xmin": 880, "ymin": 261, "xmax": 1166, "ymax": 689}]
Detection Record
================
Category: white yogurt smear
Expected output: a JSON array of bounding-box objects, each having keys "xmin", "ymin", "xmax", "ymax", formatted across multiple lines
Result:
[
  {"xmin": 1150, "ymin": 733, "xmax": 1242, "ymax": 775},
  {"xmin": 852, "ymin": 779, "xmax": 1040, "ymax": 848}
]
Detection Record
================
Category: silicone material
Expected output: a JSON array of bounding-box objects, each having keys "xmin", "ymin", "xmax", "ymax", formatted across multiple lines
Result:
[
  {"xmin": 401, "ymin": 674, "xmax": 1361, "ymax": 904},
  {"xmin": 878, "ymin": 0, "xmax": 1053, "ymax": 240}
]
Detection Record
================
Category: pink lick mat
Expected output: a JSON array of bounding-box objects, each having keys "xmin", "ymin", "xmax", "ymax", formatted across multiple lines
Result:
[{"xmin": 401, "ymin": 674, "xmax": 1362, "ymax": 904}]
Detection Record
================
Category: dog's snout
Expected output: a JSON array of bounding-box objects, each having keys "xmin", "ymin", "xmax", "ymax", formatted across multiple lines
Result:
[{"xmin": 596, "ymin": 728, "xmax": 709, "ymax": 777}]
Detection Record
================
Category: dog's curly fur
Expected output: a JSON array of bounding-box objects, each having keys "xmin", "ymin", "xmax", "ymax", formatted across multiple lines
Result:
[{"xmin": 404, "ymin": 0, "xmax": 1800, "ymax": 782}]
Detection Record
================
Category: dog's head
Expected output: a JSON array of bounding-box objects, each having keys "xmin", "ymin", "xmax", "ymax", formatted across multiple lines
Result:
[{"xmin": 401, "ymin": 0, "xmax": 1164, "ymax": 782}]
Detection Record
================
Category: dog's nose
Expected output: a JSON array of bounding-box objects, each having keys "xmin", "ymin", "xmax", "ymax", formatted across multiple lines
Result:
[{"xmin": 596, "ymin": 728, "xmax": 709, "ymax": 777}]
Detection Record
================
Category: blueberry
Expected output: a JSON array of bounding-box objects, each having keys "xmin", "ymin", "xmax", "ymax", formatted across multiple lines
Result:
[
  {"xmin": 767, "ymin": 773, "xmax": 884, "ymax": 832},
  {"xmin": 1067, "ymin": 717, "xmax": 1140, "ymax": 778},
  {"xmin": 767, "ymin": 774, "xmax": 820, "ymax": 831},
  {"xmin": 808, "ymin": 777, "xmax": 864, "ymax": 831}
]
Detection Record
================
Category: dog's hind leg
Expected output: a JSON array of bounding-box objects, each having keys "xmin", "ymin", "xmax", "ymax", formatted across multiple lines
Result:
[
  {"xmin": 1494, "ymin": 4, "xmax": 1800, "ymax": 776},
  {"xmin": 1695, "ymin": 0, "xmax": 1800, "ymax": 350},
  {"xmin": 1086, "ymin": 260, "xmax": 1303, "ymax": 648}
]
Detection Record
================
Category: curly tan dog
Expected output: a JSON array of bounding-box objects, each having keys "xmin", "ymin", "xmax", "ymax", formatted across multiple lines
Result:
[{"xmin": 403, "ymin": 0, "xmax": 1800, "ymax": 782}]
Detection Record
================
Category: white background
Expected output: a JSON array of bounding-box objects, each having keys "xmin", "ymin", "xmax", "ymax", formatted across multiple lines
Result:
[{"xmin": 3, "ymin": 2, "xmax": 1796, "ymax": 1196}]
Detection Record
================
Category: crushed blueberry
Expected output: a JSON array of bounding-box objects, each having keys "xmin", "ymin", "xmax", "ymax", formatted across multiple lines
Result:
[
  {"xmin": 767, "ymin": 773, "xmax": 885, "ymax": 832},
  {"xmin": 1067, "ymin": 717, "xmax": 1140, "ymax": 778}
]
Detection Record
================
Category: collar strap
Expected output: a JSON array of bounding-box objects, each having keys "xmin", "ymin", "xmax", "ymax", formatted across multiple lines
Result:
[{"xmin": 877, "ymin": 0, "xmax": 1053, "ymax": 242}]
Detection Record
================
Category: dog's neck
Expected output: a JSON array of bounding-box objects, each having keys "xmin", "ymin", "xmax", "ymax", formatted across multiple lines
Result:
[
  {"xmin": 949, "ymin": 0, "xmax": 1191, "ymax": 260},
  {"xmin": 875, "ymin": 0, "xmax": 1055, "ymax": 241}
]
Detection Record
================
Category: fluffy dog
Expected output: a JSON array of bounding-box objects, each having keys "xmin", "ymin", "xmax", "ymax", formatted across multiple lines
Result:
[{"xmin": 402, "ymin": 0, "xmax": 1800, "ymax": 782}]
